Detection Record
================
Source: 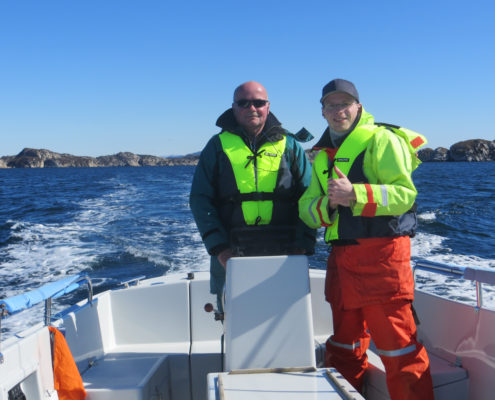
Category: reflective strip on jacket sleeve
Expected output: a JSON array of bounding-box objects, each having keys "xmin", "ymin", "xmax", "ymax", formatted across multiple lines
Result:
[{"xmin": 298, "ymin": 155, "xmax": 333, "ymax": 229}]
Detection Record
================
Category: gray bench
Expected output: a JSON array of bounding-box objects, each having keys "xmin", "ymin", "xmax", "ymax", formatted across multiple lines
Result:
[{"xmin": 365, "ymin": 343, "xmax": 468, "ymax": 399}]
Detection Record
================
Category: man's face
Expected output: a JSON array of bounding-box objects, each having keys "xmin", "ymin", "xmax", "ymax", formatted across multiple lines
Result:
[
  {"xmin": 322, "ymin": 92, "xmax": 361, "ymax": 133},
  {"xmin": 232, "ymin": 83, "xmax": 270, "ymax": 135}
]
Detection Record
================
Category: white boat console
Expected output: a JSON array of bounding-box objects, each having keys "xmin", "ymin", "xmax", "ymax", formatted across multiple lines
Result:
[{"xmin": 208, "ymin": 255, "xmax": 362, "ymax": 399}]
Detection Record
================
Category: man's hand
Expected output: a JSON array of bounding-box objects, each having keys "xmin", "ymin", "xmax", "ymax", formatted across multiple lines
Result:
[
  {"xmin": 217, "ymin": 248, "xmax": 233, "ymax": 269},
  {"xmin": 328, "ymin": 166, "xmax": 356, "ymax": 207}
]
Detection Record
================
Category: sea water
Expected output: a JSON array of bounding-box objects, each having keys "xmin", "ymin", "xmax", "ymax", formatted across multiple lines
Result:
[{"xmin": 0, "ymin": 163, "xmax": 494, "ymax": 339}]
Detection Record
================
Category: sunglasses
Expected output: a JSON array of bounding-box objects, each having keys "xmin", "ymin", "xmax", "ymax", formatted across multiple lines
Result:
[
  {"xmin": 235, "ymin": 99, "xmax": 269, "ymax": 109},
  {"xmin": 322, "ymin": 102, "xmax": 356, "ymax": 112}
]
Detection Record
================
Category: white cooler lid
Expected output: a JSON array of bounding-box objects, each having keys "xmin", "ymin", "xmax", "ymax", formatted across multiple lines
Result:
[{"xmin": 207, "ymin": 367, "xmax": 364, "ymax": 400}]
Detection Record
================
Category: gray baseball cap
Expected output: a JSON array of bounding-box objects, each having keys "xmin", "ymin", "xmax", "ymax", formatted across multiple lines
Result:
[{"xmin": 320, "ymin": 79, "xmax": 359, "ymax": 103}]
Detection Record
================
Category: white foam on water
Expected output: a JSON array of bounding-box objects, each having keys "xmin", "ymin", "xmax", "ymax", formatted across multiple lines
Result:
[
  {"xmin": 0, "ymin": 180, "xmax": 139, "ymax": 339},
  {"xmin": 0, "ymin": 220, "xmax": 99, "ymax": 293},
  {"xmin": 411, "ymin": 232, "xmax": 445, "ymax": 258},
  {"xmin": 124, "ymin": 220, "xmax": 210, "ymax": 272},
  {"xmin": 170, "ymin": 221, "xmax": 210, "ymax": 272},
  {"xmin": 417, "ymin": 211, "xmax": 436, "ymax": 221},
  {"xmin": 412, "ymin": 232, "xmax": 495, "ymax": 309},
  {"xmin": 0, "ymin": 175, "xmax": 211, "ymax": 341},
  {"xmin": 1, "ymin": 190, "xmax": 135, "ymax": 288}
]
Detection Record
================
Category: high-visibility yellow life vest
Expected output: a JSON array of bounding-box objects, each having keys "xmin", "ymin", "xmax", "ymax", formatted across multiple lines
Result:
[{"xmin": 219, "ymin": 131, "xmax": 286, "ymax": 225}]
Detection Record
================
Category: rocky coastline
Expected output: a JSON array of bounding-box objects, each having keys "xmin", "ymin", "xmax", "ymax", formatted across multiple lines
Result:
[
  {"xmin": 0, "ymin": 148, "xmax": 200, "ymax": 168},
  {"xmin": 417, "ymin": 139, "xmax": 495, "ymax": 162},
  {"xmin": 0, "ymin": 138, "xmax": 494, "ymax": 168}
]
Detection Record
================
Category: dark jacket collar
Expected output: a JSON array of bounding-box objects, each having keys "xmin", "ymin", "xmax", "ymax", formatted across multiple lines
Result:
[
  {"xmin": 313, "ymin": 127, "xmax": 333, "ymax": 149},
  {"xmin": 215, "ymin": 109, "xmax": 285, "ymax": 144}
]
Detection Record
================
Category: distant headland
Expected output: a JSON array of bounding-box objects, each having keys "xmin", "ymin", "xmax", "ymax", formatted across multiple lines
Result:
[
  {"xmin": 1, "ymin": 138, "xmax": 494, "ymax": 168},
  {"xmin": 0, "ymin": 148, "xmax": 200, "ymax": 168}
]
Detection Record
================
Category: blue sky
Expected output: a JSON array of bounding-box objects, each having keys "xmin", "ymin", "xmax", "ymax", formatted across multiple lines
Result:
[{"xmin": 1, "ymin": 0, "xmax": 494, "ymax": 157}]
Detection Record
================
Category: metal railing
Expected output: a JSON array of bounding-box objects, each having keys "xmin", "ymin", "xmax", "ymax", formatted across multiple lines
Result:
[
  {"xmin": 43, "ymin": 275, "xmax": 93, "ymax": 325},
  {"xmin": 120, "ymin": 275, "xmax": 146, "ymax": 288},
  {"xmin": 413, "ymin": 259, "xmax": 495, "ymax": 310},
  {"xmin": 0, "ymin": 274, "xmax": 93, "ymax": 364}
]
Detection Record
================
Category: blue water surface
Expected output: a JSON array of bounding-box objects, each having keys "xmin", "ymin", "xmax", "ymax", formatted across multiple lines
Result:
[{"xmin": 0, "ymin": 162, "xmax": 494, "ymax": 336}]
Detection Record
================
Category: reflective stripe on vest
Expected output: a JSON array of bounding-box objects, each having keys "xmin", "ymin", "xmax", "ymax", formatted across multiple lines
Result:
[
  {"xmin": 314, "ymin": 126, "xmax": 376, "ymax": 242},
  {"xmin": 219, "ymin": 131, "xmax": 286, "ymax": 225}
]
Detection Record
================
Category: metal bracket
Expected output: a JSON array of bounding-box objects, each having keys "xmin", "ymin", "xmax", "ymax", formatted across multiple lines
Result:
[
  {"xmin": 121, "ymin": 276, "xmax": 145, "ymax": 288},
  {"xmin": 454, "ymin": 355, "xmax": 463, "ymax": 368},
  {"xmin": 44, "ymin": 275, "xmax": 94, "ymax": 326},
  {"xmin": 475, "ymin": 281, "xmax": 483, "ymax": 310}
]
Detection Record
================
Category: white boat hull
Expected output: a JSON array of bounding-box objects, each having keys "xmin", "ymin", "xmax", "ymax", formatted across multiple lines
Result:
[{"xmin": 1, "ymin": 257, "xmax": 494, "ymax": 399}]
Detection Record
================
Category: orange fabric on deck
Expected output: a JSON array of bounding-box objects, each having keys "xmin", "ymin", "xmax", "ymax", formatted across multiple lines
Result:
[{"xmin": 48, "ymin": 326, "xmax": 87, "ymax": 400}]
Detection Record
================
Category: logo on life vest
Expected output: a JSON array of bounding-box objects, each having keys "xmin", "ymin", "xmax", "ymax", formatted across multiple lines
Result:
[{"xmin": 335, "ymin": 158, "xmax": 349, "ymax": 162}]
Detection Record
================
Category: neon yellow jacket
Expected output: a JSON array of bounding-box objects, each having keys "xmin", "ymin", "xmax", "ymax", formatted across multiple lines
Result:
[{"xmin": 298, "ymin": 109, "xmax": 427, "ymax": 243}]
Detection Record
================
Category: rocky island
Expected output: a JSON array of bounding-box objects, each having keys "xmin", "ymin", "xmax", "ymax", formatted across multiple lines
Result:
[
  {"xmin": 0, "ymin": 138, "xmax": 494, "ymax": 168},
  {"xmin": 417, "ymin": 139, "xmax": 495, "ymax": 162},
  {"xmin": 0, "ymin": 148, "xmax": 200, "ymax": 168}
]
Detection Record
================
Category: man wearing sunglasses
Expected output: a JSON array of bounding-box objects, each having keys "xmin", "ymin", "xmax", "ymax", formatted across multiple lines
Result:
[
  {"xmin": 190, "ymin": 81, "xmax": 315, "ymax": 312},
  {"xmin": 299, "ymin": 79, "xmax": 434, "ymax": 399}
]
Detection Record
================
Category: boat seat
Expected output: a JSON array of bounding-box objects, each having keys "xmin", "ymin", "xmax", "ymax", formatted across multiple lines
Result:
[
  {"xmin": 365, "ymin": 348, "xmax": 469, "ymax": 400},
  {"xmin": 62, "ymin": 280, "xmax": 192, "ymax": 400},
  {"xmin": 81, "ymin": 352, "xmax": 169, "ymax": 400}
]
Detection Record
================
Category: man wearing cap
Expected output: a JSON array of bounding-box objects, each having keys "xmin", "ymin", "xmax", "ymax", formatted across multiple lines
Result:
[
  {"xmin": 190, "ymin": 81, "xmax": 315, "ymax": 312},
  {"xmin": 299, "ymin": 79, "xmax": 434, "ymax": 399}
]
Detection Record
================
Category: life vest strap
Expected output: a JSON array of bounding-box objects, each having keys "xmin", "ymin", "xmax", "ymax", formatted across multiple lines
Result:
[
  {"xmin": 244, "ymin": 149, "xmax": 265, "ymax": 168},
  {"xmin": 230, "ymin": 225, "xmax": 297, "ymax": 256},
  {"xmin": 221, "ymin": 192, "xmax": 296, "ymax": 203}
]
